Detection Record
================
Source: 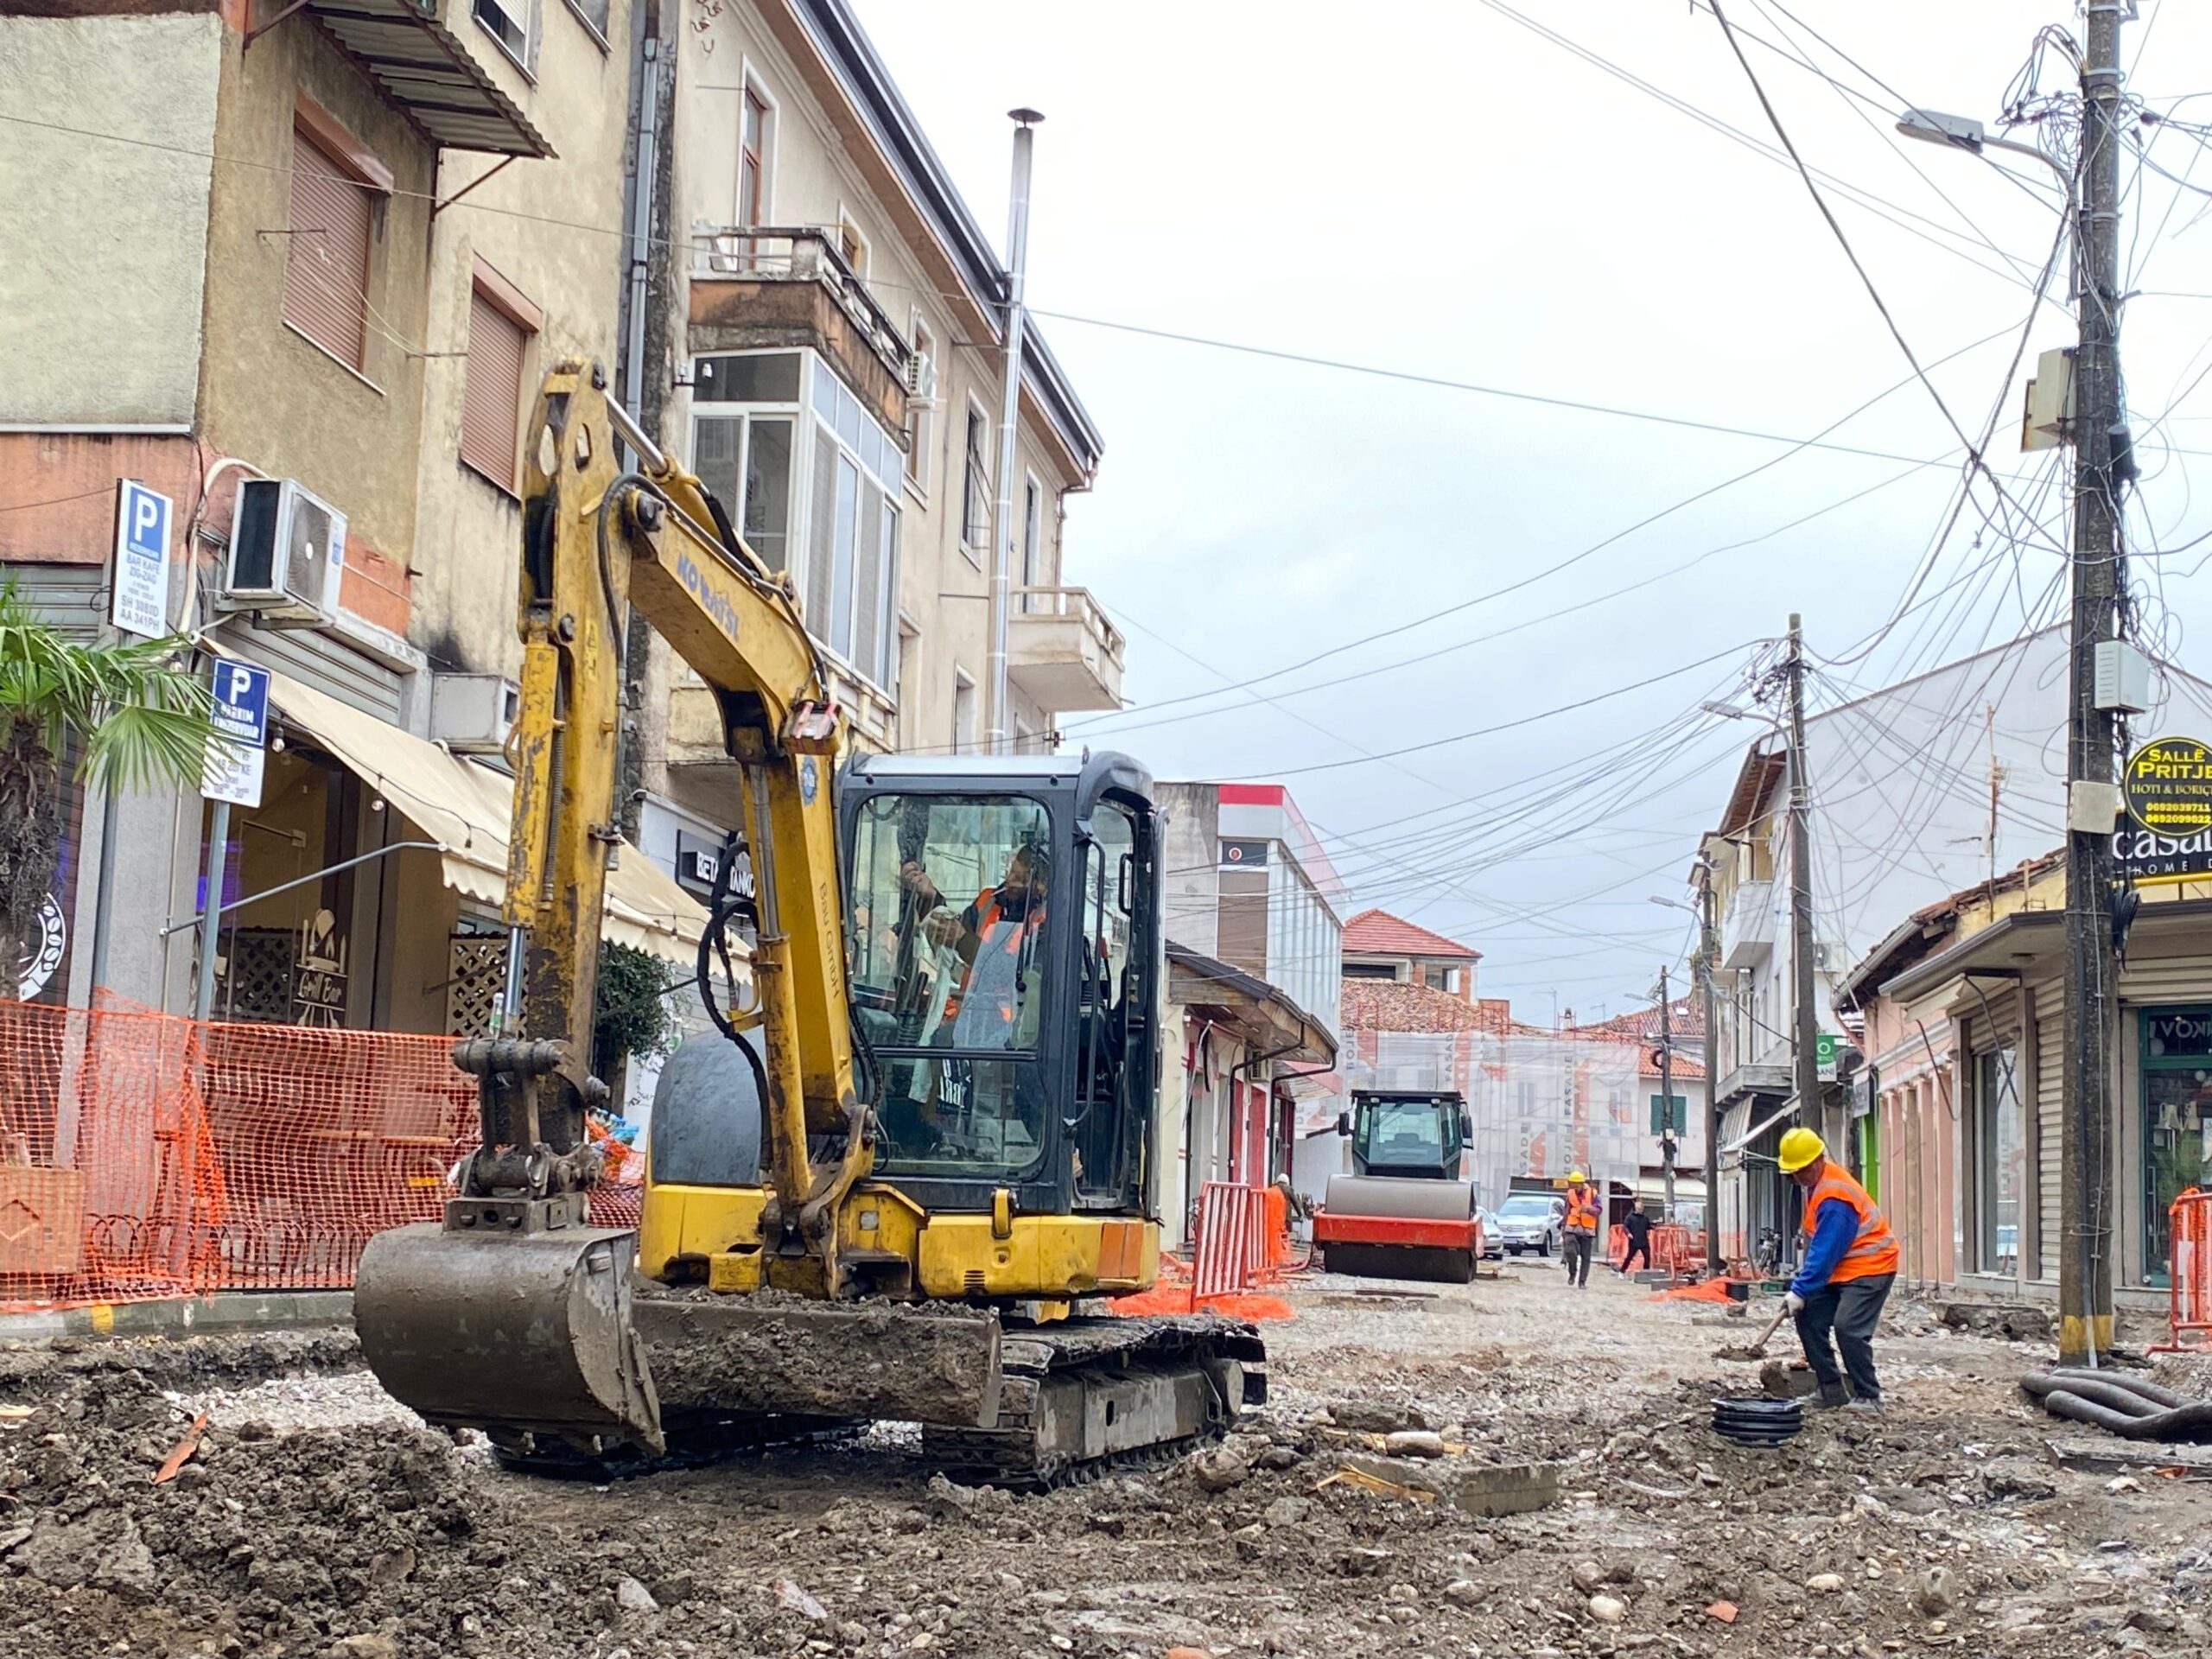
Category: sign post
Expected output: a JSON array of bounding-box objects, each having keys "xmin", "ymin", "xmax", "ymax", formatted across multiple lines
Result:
[
  {"xmin": 194, "ymin": 659, "xmax": 270, "ymax": 1022},
  {"xmin": 111, "ymin": 480, "xmax": 173, "ymax": 640}
]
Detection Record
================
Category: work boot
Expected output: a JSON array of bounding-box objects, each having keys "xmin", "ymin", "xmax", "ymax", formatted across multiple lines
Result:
[
  {"xmin": 1810, "ymin": 1381, "xmax": 1850, "ymax": 1409},
  {"xmin": 1844, "ymin": 1396, "xmax": 1885, "ymax": 1415}
]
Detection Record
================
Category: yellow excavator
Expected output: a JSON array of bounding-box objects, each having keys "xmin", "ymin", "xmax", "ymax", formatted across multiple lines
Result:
[{"xmin": 354, "ymin": 361, "xmax": 1263, "ymax": 1483}]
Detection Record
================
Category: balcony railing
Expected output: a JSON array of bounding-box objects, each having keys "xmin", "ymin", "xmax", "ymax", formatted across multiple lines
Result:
[
  {"xmin": 1007, "ymin": 586, "xmax": 1125, "ymax": 714},
  {"xmin": 690, "ymin": 226, "xmax": 913, "ymax": 384}
]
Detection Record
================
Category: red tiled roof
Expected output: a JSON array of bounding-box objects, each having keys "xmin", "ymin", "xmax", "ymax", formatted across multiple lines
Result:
[
  {"xmin": 1340, "ymin": 979, "xmax": 1512, "ymax": 1035},
  {"xmin": 1341, "ymin": 908, "xmax": 1481, "ymax": 961},
  {"xmin": 1567, "ymin": 997, "xmax": 1707, "ymax": 1080}
]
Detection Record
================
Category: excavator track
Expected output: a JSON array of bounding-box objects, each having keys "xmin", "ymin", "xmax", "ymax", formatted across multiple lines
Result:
[{"xmin": 922, "ymin": 1313, "xmax": 1268, "ymax": 1490}]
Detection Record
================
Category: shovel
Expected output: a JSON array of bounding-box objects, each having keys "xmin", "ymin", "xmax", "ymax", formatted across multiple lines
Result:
[{"xmin": 1713, "ymin": 1300, "xmax": 1793, "ymax": 1363}]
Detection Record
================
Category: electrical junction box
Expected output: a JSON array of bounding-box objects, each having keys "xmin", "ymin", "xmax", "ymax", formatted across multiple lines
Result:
[
  {"xmin": 2069, "ymin": 779, "xmax": 2125, "ymax": 835},
  {"xmin": 2094, "ymin": 639, "xmax": 2152, "ymax": 714},
  {"xmin": 2022, "ymin": 346, "xmax": 2075, "ymax": 452}
]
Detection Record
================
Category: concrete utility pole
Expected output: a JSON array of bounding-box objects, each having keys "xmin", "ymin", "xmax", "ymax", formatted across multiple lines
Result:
[
  {"xmin": 1785, "ymin": 613, "xmax": 1818, "ymax": 1144},
  {"xmin": 985, "ymin": 109, "xmax": 1041, "ymax": 757},
  {"xmin": 1657, "ymin": 964, "xmax": 1675, "ymax": 1223},
  {"xmin": 1699, "ymin": 861, "xmax": 1723, "ymax": 1276},
  {"xmin": 2061, "ymin": 3, "xmax": 2129, "ymax": 1370}
]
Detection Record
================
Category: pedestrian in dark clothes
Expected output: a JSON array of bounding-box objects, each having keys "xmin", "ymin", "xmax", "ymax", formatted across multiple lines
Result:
[{"xmin": 1616, "ymin": 1201, "xmax": 1653, "ymax": 1274}]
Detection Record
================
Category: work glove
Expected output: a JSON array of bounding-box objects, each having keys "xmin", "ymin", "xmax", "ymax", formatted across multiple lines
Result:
[{"xmin": 1783, "ymin": 1291, "xmax": 1806, "ymax": 1316}]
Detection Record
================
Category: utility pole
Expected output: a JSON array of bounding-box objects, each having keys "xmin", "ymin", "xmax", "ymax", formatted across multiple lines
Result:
[
  {"xmin": 1657, "ymin": 964, "xmax": 1675, "ymax": 1224},
  {"xmin": 985, "ymin": 109, "xmax": 1041, "ymax": 757},
  {"xmin": 2060, "ymin": 2, "xmax": 2128, "ymax": 1370},
  {"xmin": 1785, "ymin": 613, "xmax": 1816, "ymax": 1275},
  {"xmin": 1698, "ymin": 859, "xmax": 1723, "ymax": 1276}
]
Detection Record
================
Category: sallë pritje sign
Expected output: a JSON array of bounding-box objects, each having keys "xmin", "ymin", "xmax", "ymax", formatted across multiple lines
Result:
[{"xmin": 2124, "ymin": 736, "xmax": 2212, "ymax": 836}]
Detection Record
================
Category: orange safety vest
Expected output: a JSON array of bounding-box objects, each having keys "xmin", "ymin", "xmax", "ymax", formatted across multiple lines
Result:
[
  {"xmin": 1803, "ymin": 1163, "xmax": 1900, "ymax": 1283},
  {"xmin": 1564, "ymin": 1187, "xmax": 1600, "ymax": 1235},
  {"xmin": 941, "ymin": 887, "xmax": 1045, "ymax": 1025}
]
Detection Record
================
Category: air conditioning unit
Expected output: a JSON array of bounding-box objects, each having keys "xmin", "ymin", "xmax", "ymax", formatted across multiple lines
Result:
[
  {"xmin": 224, "ymin": 478, "xmax": 346, "ymax": 625},
  {"xmin": 904, "ymin": 351, "xmax": 938, "ymax": 405},
  {"xmin": 430, "ymin": 673, "xmax": 521, "ymax": 754}
]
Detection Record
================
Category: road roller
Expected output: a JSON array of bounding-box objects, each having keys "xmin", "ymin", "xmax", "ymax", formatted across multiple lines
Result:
[{"xmin": 1312, "ymin": 1090, "xmax": 1484, "ymax": 1283}]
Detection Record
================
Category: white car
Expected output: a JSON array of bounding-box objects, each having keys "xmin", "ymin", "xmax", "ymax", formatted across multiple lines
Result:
[{"xmin": 1492, "ymin": 1192, "xmax": 1565, "ymax": 1258}]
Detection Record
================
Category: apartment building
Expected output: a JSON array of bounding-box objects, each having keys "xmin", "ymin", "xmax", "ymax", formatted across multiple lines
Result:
[
  {"xmin": 623, "ymin": 0, "xmax": 1121, "ymax": 865},
  {"xmin": 1154, "ymin": 782, "xmax": 1344, "ymax": 1243},
  {"xmin": 0, "ymin": 0, "xmax": 703, "ymax": 1026}
]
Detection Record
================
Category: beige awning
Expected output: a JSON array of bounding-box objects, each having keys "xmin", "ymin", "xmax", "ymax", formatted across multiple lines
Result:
[{"xmin": 263, "ymin": 670, "xmax": 709, "ymax": 966}]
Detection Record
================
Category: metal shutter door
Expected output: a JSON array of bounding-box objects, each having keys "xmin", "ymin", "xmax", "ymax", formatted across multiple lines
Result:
[
  {"xmin": 2035, "ymin": 979, "xmax": 2064, "ymax": 1281},
  {"xmin": 283, "ymin": 133, "xmax": 370, "ymax": 370},
  {"xmin": 461, "ymin": 290, "xmax": 526, "ymax": 489}
]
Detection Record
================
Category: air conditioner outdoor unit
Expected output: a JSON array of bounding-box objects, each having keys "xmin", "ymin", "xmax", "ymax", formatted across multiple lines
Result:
[
  {"xmin": 904, "ymin": 352, "xmax": 938, "ymax": 405},
  {"xmin": 224, "ymin": 478, "xmax": 346, "ymax": 625},
  {"xmin": 430, "ymin": 673, "xmax": 521, "ymax": 754}
]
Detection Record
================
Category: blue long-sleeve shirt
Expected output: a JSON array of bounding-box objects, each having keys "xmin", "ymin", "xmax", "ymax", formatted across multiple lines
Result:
[{"xmin": 1791, "ymin": 1198, "xmax": 1858, "ymax": 1297}]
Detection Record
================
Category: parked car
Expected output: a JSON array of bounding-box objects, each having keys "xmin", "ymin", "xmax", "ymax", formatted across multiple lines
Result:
[
  {"xmin": 1493, "ymin": 1192, "xmax": 1565, "ymax": 1258},
  {"xmin": 1477, "ymin": 1210, "xmax": 1504, "ymax": 1261}
]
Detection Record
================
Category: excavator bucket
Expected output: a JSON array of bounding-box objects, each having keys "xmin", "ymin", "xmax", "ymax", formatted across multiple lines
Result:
[{"xmin": 354, "ymin": 1223, "xmax": 664, "ymax": 1454}]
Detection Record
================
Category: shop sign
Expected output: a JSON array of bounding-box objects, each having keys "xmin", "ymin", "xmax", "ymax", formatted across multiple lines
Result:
[
  {"xmin": 2123, "ymin": 735, "xmax": 2212, "ymax": 837},
  {"xmin": 1815, "ymin": 1030, "xmax": 1842, "ymax": 1082},
  {"xmin": 674, "ymin": 830, "xmax": 721, "ymax": 899},
  {"xmin": 2115, "ymin": 823, "xmax": 2212, "ymax": 887},
  {"xmin": 2145, "ymin": 1007, "xmax": 2212, "ymax": 1062}
]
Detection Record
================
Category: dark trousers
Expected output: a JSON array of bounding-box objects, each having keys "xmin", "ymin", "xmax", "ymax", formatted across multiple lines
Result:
[
  {"xmin": 1562, "ymin": 1231, "xmax": 1594, "ymax": 1286},
  {"xmin": 1618, "ymin": 1237, "xmax": 1650, "ymax": 1273},
  {"xmin": 1794, "ymin": 1271, "xmax": 1895, "ymax": 1401}
]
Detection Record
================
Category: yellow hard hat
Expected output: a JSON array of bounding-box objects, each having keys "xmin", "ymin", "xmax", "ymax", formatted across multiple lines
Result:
[
  {"xmin": 1567, "ymin": 1169, "xmax": 1586, "ymax": 1184},
  {"xmin": 1777, "ymin": 1126, "xmax": 1826, "ymax": 1173}
]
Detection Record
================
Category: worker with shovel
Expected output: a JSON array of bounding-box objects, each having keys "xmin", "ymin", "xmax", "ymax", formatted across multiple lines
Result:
[{"xmin": 1778, "ymin": 1128, "xmax": 1898, "ymax": 1411}]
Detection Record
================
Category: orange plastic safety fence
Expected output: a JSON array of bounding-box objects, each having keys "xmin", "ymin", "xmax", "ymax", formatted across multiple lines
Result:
[
  {"xmin": 0, "ymin": 997, "xmax": 645, "ymax": 1314},
  {"xmin": 2154, "ymin": 1188, "xmax": 2212, "ymax": 1354}
]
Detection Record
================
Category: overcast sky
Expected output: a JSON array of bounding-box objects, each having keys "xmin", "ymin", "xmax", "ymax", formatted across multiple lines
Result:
[{"xmin": 854, "ymin": 0, "xmax": 2212, "ymax": 1023}]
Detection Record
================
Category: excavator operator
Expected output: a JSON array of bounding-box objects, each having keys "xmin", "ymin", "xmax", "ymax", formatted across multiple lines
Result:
[{"xmin": 899, "ymin": 842, "xmax": 1052, "ymax": 1050}]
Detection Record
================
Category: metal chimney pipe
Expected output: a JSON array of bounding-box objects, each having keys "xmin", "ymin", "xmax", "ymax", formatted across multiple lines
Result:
[{"xmin": 986, "ymin": 108, "xmax": 1041, "ymax": 755}]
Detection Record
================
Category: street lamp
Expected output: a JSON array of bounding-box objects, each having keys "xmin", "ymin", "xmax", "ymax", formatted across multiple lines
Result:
[{"xmin": 1895, "ymin": 107, "xmax": 2072, "ymax": 188}]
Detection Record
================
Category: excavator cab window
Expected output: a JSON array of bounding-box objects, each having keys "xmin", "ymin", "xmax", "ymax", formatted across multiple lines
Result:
[
  {"xmin": 1073, "ymin": 802, "xmax": 1139, "ymax": 1203},
  {"xmin": 849, "ymin": 794, "xmax": 1055, "ymax": 1180}
]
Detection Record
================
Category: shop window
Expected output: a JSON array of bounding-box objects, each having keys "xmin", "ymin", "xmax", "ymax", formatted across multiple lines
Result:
[
  {"xmin": 2142, "ymin": 1007, "xmax": 2212, "ymax": 1285},
  {"xmin": 1974, "ymin": 1046, "xmax": 2022, "ymax": 1274}
]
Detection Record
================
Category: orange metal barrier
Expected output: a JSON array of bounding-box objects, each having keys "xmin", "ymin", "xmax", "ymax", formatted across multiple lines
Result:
[
  {"xmin": 0, "ymin": 998, "xmax": 644, "ymax": 1314},
  {"xmin": 2154, "ymin": 1188, "xmax": 2212, "ymax": 1354},
  {"xmin": 1610, "ymin": 1222, "xmax": 1707, "ymax": 1279},
  {"xmin": 1193, "ymin": 1180, "xmax": 1271, "ymax": 1300}
]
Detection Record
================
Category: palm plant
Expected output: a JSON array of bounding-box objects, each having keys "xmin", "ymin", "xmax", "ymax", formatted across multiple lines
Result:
[{"xmin": 0, "ymin": 582, "xmax": 219, "ymax": 990}]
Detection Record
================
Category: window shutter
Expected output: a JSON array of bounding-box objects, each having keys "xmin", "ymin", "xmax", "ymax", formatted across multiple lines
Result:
[
  {"xmin": 461, "ymin": 288, "xmax": 527, "ymax": 490},
  {"xmin": 283, "ymin": 131, "xmax": 371, "ymax": 371}
]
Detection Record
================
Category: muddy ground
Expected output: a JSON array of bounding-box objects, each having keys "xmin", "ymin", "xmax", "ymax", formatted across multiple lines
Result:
[{"xmin": 3, "ymin": 1264, "xmax": 2209, "ymax": 1659}]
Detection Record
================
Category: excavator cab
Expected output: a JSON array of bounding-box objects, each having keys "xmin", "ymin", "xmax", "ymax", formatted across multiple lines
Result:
[{"xmin": 839, "ymin": 752, "xmax": 1160, "ymax": 1236}]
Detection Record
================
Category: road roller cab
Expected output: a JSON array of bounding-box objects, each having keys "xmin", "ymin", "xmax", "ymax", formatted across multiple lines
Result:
[{"xmin": 1313, "ymin": 1091, "xmax": 1484, "ymax": 1284}]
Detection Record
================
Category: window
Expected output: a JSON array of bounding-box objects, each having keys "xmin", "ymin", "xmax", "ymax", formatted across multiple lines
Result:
[
  {"xmin": 837, "ymin": 210, "xmax": 869, "ymax": 277},
  {"xmin": 564, "ymin": 0, "xmax": 608, "ymax": 44},
  {"xmin": 738, "ymin": 85, "xmax": 772, "ymax": 226},
  {"xmin": 846, "ymin": 793, "xmax": 1054, "ymax": 1179},
  {"xmin": 461, "ymin": 262, "xmax": 539, "ymax": 493},
  {"xmin": 282, "ymin": 101, "xmax": 391, "ymax": 374},
  {"xmin": 905, "ymin": 315, "xmax": 935, "ymax": 496},
  {"xmin": 952, "ymin": 673, "xmax": 976, "ymax": 755},
  {"xmin": 962, "ymin": 402, "xmax": 991, "ymax": 555},
  {"xmin": 1020, "ymin": 474, "xmax": 1041, "ymax": 612},
  {"xmin": 690, "ymin": 351, "xmax": 899, "ymax": 685},
  {"xmin": 474, "ymin": 0, "xmax": 533, "ymax": 70},
  {"xmin": 1975, "ymin": 1046, "xmax": 2022, "ymax": 1274},
  {"xmin": 2140, "ymin": 1007, "xmax": 2212, "ymax": 1286}
]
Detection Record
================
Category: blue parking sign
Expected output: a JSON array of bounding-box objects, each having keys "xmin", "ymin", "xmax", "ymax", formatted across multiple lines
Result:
[
  {"xmin": 202, "ymin": 658, "xmax": 270, "ymax": 806},
  {"xmin": 111, "ymin": 480, "xmax": 173, "ymax": 639}
]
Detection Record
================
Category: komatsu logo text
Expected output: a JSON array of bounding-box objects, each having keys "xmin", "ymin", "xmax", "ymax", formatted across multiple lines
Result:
[{"xmin": 677, "ymin": 550, "xmax": 741, "ymax": 641}]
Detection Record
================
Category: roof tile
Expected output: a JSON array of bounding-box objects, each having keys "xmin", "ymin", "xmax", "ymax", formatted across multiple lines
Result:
[{"xmin": 1341, "ymin": 908, "xmax": 1481, "ymax": 961}]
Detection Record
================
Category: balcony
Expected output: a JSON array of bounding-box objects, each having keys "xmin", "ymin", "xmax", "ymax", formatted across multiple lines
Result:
[
  {"xmin": 1008, "ymin": 587, "xmax": 1125, "ymax": 714},
  {"xmin": 290, "ymin": 0, "xmax": 552, "ymax": 156},
  {"xmin": 689, "ymin": 226, "xmax": 911, "ymax": 437},
  {"xmin": 1720, "ymin": 878, "xmax": 1776, "ymax": 970}
]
